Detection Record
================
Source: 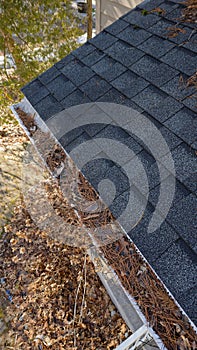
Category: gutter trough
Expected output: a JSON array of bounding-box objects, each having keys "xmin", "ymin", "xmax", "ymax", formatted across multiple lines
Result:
[{"xmin": 10, "ymin": 98, "xmax": 197, "ymax": 350}]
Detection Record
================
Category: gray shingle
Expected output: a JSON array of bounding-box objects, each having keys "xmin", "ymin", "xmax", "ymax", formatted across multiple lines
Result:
[
  {"xmin": 83, "ymin": 123, "xmax": 108, "ymax": 138},
  {"xmin": 65, "ymin": 131, "xmax": 91, "ymax": 153},
  {"xmin": 122, "ymin": 149, "xmax": 165, "ymax": 196},
  {"xmin": 183, "ymin": 32, "xmax": 197, "ymax": 53},
  {"xmin": 81, "ymin": 157, "xmax": 115, "ymax": 189},
  {"xmin": 138, "ymin": 35, "xmax": 175, "ymax": 58},
  {"xmin": 39, "ymin": 66, "xmax": 60, "ymax": 85},
  {"xmin": 110, "ymin": 186, "xmax": 146, "ymax": 231},
  {"xmin": 26, "ymin": 86, "xmax": 49, "ymax": 105},
  {"xmin": 137, "ymin": 0, "xmax": 165, "ymax": 11},
  {"xmin": 20, "ymin": 76, "xmax": 49, "ymax": 106},
  {"xmin": 165, "ymin": 0, "xmax": 184, "ymax": 4},
  {"xmin": 183, "ymin": 94, "xmax": 197, "ymax": 113},
  {"xmin": 125, "ymin": 157, "xmax": 169, "ymax": 195},
  {"xmin": 69, "ymin": 139, "xmax": 101, "ymax": 171},
  {"xmin": 184, "ymin": 172, "xmax": 197, "ymax": 196},
  {"xmin": 161, "ymin": 74, "xmax": 196, "ymax": 100},
  {"xmin": 153, "ymin": 1, "xmax": 179, "ymax": 14},
  {"xmin": 93, "ymin": 124, "xmax": 142, "ymax": 155},
  {"xmin": 61, "ymin": 59, "xmax": 95, "ymax": 86},
  {"xmin": 47, "ymin": 75, "xmax": 76, "ymax": 101},
  {"xmin": 176, "ymin": 285, "xmax": 197, "ymax": 326},
  {"xmin": 130, "ymin": 54, "xmax": 160, "ymax": 74},
  {"xmin": 111, "ymin": 70, "xmax": 149, "ymax": 98},
  {"xmin": 79, "ymin": 76, "xmax": 111, "ymax": 100},
  {"xmin": 55, "ymin": 54, "xmax": 75, "ymax": 70},
  {"xmin": 105, "ymin": 40, "xmax": 144, "ymax": 66},
  {"xmin": 130, "ymin": 55, "xmax": 179, "ymax": 86},
  {"xmin": 34, "ymin": 95, "xmax": 63, "ymax": 120},
  {"xmin": 124, "ymin": 116, "xmax": 181, "ymax": 155},
  {"xmin": 129, "ymin": 217, "xmax": 179, "ymax": 264},
  {"xmin": 21, "ymin": 79, "xmax": 43, "ymax": 99},
  {"xmin": 123, "ymin": 99, "xmax": 144, "ymax": 111},
  {"xmin": 149, "ymin": 176, "xmax": 190, "ymax": 209},
  {"xmin": 93, "ymin": 137, "xmax": 140, "ymax": 167},
  {"xmin": 101, "ymin": 165, "xmax": 130, "ymax": 197},
  {"xmin": 166, "ymin": 194, "xmax": 197, "ymax": 253},
  {"xmin": 72, "ymin": 42, "xmax": 96, "ymax": 59},
  {"xmin": 135, "ymin": 148, "xmax": 155, "ymax": 166},
  {"xmin": 161, "ymin": 47, "xmax": 197, "ymax": 75},
  {"xmin": 59, "ymin": 58, "xmax": 82, "ymax": 74},
  {"xmin": 86, "ymin": 167, "xmax": 131, "ymax": 216},
  {"xmin": 191, "ymin": 141, "xmax": 197, "ymax": 151},
  {"xmin": 73, "ymin": 103, "xmax": 113, "ymax": 137},
  {"xmin": 97, "ymin": 89, "xmax": 143, "ymax": 113},
  {"xmin": 138, "ymin": 0, "xmax": 180, "ymax": 14},
  {"xmin": 160, "ymin": 143, "xmax": 197, "ymax": 183},
  {"xmin": 92, "ymin": 56, "xmax": 126, "ymax": 81},
  {"xmin": 165, "ymin": 6, "xmax": 186, "ymax": 22},
  {"xmin": 89, "ymin": 31, "xmax": 118, "ymax": 50},
  {"xmin": 97, "ymin": 88, "xmax": 127, "ymax": 104},
  {"xmin": 166, "ymin": 25, "xmax": 194, "ymax": 45},
  {"xmin": 93, "ymin": 123, "xmax": 130, "ymax": 141},
  {"xmin": 105, "ymin": 19, "xmax": 129, "ymax": 35},
  {"xmin": 117, "ymin": 25, "xmax": 152, "ymax": 46},
  {"xmin": 81, "ymin": 49, "xmax": 105, "ymax": 66},
  {"xmin": 123, "ymin": 9, "xmax": 160, "ymax": 29},
  {"xmin": 159, "ymin": 126, "xmax": 182, "ymax": 150},
  {"xmin": 153, "ymin": 239, "xmax": 197, "ymax": 295},
  {"xmin": 149, "ymin": 18, "xmax": 177, "ymax": 38},
  {"xmin": 132, "ymin": 85, "xmax": 182, "ymax": 122},
  {"xmin": 142, "ymin": 111, "xmax": 163, "ymax": 129},
  {"xmin": 60, "ymin": 90, "xmax": 91, "ymax": 109},
  {"xmin": 164, "ymin": 108, "xmax": 197, "ymax": 145},
  {"xmin": 59, "ymin": 127, "xmax": 84, "ymax": 148},
  {"xmin": 124, "ymin": 136, "xmax": 143, "ymax": 154}
]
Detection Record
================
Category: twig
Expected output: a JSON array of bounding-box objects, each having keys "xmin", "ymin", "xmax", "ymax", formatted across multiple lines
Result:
[
  {"xmin": 1, "ymin": 170, "xmax": 23, "ymax": 181},
  {"xmin": 79, "ymin": 252, "xmax": 87, "ymax": 323},
  {"xmin": 73, "ymin": 252, "xmax": 87, "ymax": 347}
]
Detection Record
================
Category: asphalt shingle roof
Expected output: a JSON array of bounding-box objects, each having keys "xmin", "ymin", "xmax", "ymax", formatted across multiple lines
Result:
[{"xmin": 21, "ymin": 0, "xmax": 197, "ymax": 325}]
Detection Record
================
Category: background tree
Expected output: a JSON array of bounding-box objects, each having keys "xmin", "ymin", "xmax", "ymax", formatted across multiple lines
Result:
[
  {"xmin": 0, "ymin": 1, "xmax": 84, "ymax": 227},
  {"xmin": 0, "ymin": 0, "xmax": 83, "ymax": 119}
]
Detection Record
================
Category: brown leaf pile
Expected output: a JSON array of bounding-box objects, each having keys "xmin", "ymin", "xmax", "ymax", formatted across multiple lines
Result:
[
  {"xmin": 77, "ymin": 173, "xmax": 114, "ymax": 228},
  {"xmin": 46, "ymin": 144, "xmax": 66, "ymax": 172},
  {"xmin": 44, "ymin": 180, "xmax": 80, "ymax": 227},
  {"xmin": 15, "ymin": 107, "xmax": 37, "ymax": 137},
  {"xmin": 14, "ymin": 107, "xmax": 116, "ymax": 242},
  {"xmin": 0, "ymin": 205, "xmax": 130, "ymax": 350}
]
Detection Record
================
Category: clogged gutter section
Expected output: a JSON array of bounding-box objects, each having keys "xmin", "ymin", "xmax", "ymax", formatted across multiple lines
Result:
[{"xmin": 11, "ymin": 101, "xmax": 197, "ymax": 350}]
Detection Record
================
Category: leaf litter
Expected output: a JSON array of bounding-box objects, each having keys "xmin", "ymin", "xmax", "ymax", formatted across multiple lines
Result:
[{"xmin": 0, "ymin": 204, "xmax": 131, "ymax": 349}]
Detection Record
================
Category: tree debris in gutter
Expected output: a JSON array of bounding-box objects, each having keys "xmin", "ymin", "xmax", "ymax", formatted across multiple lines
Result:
[{"xmin": 10, "ymin": 105, "xmax": 197, "ymax": 350}]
